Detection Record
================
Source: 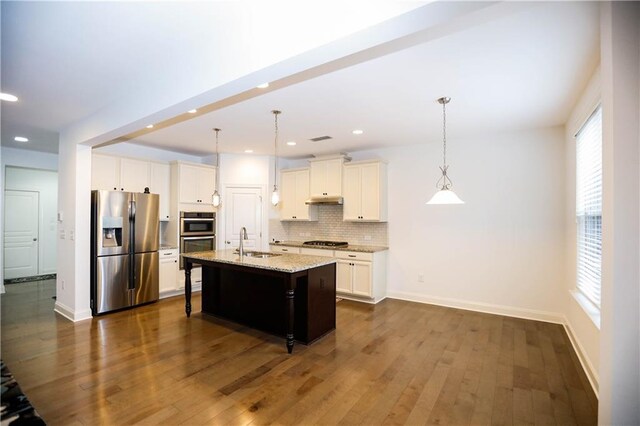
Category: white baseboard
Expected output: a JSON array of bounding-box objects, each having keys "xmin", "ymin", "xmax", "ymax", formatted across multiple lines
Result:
[
  {"xmin": 386, "ymin": 291, "xmax": 564, "ymax": 324},
  {"xmin": 54, "ymin": 301, "xmax": 92, "ymax": 322},
  {"xmin": 563, "ymin": 317, "xmax": 599, "ymax": 397}
]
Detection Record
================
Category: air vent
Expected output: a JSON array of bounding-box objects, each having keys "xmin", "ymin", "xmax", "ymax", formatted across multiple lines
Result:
[{"xmin": 309, "ymin": 135, "xmax": 332, "ymax": 142}]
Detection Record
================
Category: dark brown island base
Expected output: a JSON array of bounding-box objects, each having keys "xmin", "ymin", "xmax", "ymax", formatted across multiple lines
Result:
[{"xmin": 182, "ymin": 249, "xmax": 337, "ymax": 353}]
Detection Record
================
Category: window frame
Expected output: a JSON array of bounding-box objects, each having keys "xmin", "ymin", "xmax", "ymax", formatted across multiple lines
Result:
[{"xmin": 575, "ymin": 104, "xmax": 603, "ymax": 310}]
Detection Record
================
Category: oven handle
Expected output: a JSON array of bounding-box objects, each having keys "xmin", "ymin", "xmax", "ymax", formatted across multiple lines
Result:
[
  {"xmin": 181, "ymin": 218, "xmax": 215, "ymax": 222},
  {"xmin": 181, "ymin": 236, "xmax": 215, "ymax": 240}
]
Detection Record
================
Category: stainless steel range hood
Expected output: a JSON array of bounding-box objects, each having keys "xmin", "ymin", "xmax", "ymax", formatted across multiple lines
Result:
[{"xmin": 304, "ymin": 195, "xmax": 343, "ymax": 205}]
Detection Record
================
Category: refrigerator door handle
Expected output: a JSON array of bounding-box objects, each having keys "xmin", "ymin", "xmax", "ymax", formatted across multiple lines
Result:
[{"xmin": 129, "ymin": 199, "xmax": 136, "ymax": 291}]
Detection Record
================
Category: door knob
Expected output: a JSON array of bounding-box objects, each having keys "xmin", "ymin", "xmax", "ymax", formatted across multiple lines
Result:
[
  {"xmin": 226, "ymin": 241, "xmax": 231, "ymax": 244},
  {"xmin": 33, "ymin": 238, "xmax": 37, "ymax": 241}
]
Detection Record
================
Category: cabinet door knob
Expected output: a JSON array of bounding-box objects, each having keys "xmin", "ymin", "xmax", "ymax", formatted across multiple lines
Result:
[
  {"xmin": 174, "ymin": 260, "xmax": 177, "ymax": 263},
  {"xmin": 113, "ymin": 187, "xmax": 117, "ymax": 190}
]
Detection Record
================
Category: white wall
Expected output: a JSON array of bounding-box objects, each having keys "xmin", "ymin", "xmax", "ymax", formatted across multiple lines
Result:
[
  {"xmin": 1, "ymin": 147, "xmax": 59, "ymax": 292},
  {"xmin": 347, "ymin": 127, "xmax": 566, "ymax": 321},
  {"xmin": 5, "ymin": 167, "xmax": 58, "ymax": 275},
  {"xmin": 598, "ymin": 2, "xmax": 640, "ymax": 423},
  {"xmin": 563, "ymin": 67, "xmax": 601, "ymax": 393},
  {"xmin": 1, "ymin": 146, "xmax": 58, "ymax": 171}
]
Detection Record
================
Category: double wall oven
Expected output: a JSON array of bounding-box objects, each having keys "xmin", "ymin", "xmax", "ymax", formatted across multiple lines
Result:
[{"xmin": 179, "ymin": 211, "xmax": 216, "ymax": 269}]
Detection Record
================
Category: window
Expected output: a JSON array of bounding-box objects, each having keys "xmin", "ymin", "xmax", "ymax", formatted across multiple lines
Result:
[{"xmin": 576, "ymin": 105, "xmax": 602, "ymax": 307}]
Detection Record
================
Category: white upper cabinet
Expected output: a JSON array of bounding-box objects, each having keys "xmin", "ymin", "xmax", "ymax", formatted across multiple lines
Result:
[
  {"xmin": 343, "ymin": 160, "xmax": 388, "ymax": 222},
  {"xmin": 279, "ymin": 168, "xmax": 318, "ymax": 221},
  {"xmin": 92, "ymin": 154, "xmax": 172, "ymax": 221},
  {"xmin": 120, "ymin": 158, "xmax": 150, "ymax": 193},
  {"xmin": 174, "ymin": 162, "xmax": 216, "ymax": 205},
  {"xmin": 92, "ymin": 154, "xmax": 121, "ymax": 191},
  {"xmin": 150, "ymin": 163, "xmax": 171, "ymax": 221},
  {"xmin": 309, "ymin": 158, "xmax": 344, "ymax": 197}
]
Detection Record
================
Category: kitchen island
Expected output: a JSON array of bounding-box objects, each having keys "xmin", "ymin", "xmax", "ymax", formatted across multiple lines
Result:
[{"xmin": 182, "ymin": 249, "xmax": 336, "ymax": 353}]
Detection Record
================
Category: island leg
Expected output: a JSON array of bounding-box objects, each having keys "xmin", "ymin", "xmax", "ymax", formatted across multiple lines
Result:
[
  {"xmin": 285, "ymin": 285, "xmax": 295, "ymax": 354},
  {"xmin": 185, "ymin": 260, "xmax": 192, "ymax": 318}
]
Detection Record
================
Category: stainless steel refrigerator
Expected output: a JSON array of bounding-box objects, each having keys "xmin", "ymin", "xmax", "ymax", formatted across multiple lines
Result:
[{"xmin": 91, "ymin": 190, "xmax": 159, "ymax": 315}]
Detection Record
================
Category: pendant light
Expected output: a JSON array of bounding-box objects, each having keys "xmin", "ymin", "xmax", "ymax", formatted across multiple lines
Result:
[
  {"xmin": 426, "ymin": 97, "xmax": 465, "ymax": 205},
  {"xmin": 212, "ymin": 128, "xmax": 221, "ymax": 207},
  {"xmin": 271, "ymin": 110, "xmax": 281, "ymax": 206}
]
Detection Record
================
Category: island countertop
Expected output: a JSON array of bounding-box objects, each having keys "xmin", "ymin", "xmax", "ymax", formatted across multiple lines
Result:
[{"xmin": 182, "ymin": 249, "xmax": 336, "ymax": 273}]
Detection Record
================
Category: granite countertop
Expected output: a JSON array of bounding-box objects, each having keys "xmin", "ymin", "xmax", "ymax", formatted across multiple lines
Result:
[
  {"xmin": 182, "ymin": 249, "xmax": 336, "ymax": 273},
  {"xmin": 269, "ymin": 241, "xmax": 388, "ymax": 253}
]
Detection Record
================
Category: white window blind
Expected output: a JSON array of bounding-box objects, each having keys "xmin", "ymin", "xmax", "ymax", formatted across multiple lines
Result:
[{"xmin": 576, "ymin": 105, "xmax": 602, "ymax": 307}]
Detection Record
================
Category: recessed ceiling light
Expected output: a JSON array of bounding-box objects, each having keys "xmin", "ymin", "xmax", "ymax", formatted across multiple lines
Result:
[
  {"xmin": 256, "ymin": 83, "xmax": 269, "ymax": 89},
  {"xmin": 188, "ymin": 109, "xmax": 197, "ymax": 114},
  {"xmin": 14, "ymin": 136, "xmax": 29, "ymax": 142},
  {"xmin": 244, "ymin": 149, "xmax": 254, "ymax": 154},
  {"xmin": 0, "ymin": 93, "xmax": 18, "ymax": 102},
  {"xmin": 286, "ymin": 141, "xmax": 297, "ymax": 146},
  {"xmin": 146, "ymin": 124, "xmax": 154, "ymax": 129},
  {"xmin": 352, "ymin": 129, "xmax": 364, "ymax": 135}
]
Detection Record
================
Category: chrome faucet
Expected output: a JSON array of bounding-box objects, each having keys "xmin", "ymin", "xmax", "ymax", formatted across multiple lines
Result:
[{"xmin": 238, "ymin": 227, "xmax": 248, "ymax": 257}]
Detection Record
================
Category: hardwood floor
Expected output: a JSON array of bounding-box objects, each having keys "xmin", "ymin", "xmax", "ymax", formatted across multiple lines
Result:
[{"xmin": 1, "ymin": 280, "xmax": 597, "ymax": 425}]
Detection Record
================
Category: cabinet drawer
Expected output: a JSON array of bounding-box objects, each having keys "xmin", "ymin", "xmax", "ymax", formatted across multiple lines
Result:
[
  {"xmin": 160, "ymin": 249, "xmax": 179, "ymax": 258},
  {"xmin": 300, "ymin": 247, "xmax": 335, "ymax": 257},
  {"xmin": 334, "ymin": 251, "xmax": 373, "ymax": 262},
  {"xmin": 271, "ymin": 246, "xmax": 301, "ymax": 254}
]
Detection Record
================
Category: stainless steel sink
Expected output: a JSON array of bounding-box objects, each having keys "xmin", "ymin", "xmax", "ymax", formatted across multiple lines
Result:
[{"xmin": 237, "ymin": 251, "xmax": 281, "ymax": 258}]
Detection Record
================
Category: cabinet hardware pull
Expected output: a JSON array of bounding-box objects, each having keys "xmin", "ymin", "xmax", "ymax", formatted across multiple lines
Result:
[
  {"xmin": 282, "ymin": 249, "xmax": 288, "ymax": 251},
  {"xmin": 348, "ymin": 255, "xmax": 356, "ymax": 257}
]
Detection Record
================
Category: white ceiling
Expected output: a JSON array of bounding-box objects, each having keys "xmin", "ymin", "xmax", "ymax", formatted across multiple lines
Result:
[{"xmin": 1, "ymin": 2, "xmax": 599, "ymax": 158}]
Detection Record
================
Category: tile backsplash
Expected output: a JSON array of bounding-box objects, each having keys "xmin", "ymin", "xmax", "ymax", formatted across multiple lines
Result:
[{"xmin": 270, "ymin": 205, "xmax": 388, "ymax": 246}]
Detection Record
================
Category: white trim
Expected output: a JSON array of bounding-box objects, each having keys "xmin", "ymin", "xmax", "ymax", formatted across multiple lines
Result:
[
  {"xmin": 563, "ymin": 316, "xmax": 600, "ymax": 397},
  {"xmin": 54, "ymin": 301, "xmax": 92, "ymax": 322},
  {"xmin": 0, "ymin": 283, "xmax": 5, "ymax": 294},
  {"xmin": 387, "ymin": 291, "xmax": 564, "ymax": 324}
]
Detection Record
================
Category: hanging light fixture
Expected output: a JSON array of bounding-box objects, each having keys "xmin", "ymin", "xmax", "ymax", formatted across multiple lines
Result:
[
  {"xmin": 212, "ymin": 128, "xmax": 221, "ymax": 207},
  {"xmin": 271, "ymin": 110, "xmax": 281, "ymax": 206},
  {"xmin": 426, "ymin": 97, "xmax": 465, "ymax": 205}
]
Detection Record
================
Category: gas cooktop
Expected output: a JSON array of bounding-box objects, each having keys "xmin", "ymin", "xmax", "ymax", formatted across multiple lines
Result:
[{"xmin": 302, "ymin": 240, "xmax": 349, "ymax": 247}]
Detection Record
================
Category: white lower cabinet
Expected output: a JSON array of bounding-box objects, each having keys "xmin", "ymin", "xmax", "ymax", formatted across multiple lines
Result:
[
  {"xmin": 334, "ymin": 250, "xmax": 386, "ymax": 302},
  {"xmin": 159, "ymin": 249, "xmax": 179, "ymax": 295},
  {"xmin": 336, "ymin": 259, "xmax": 372, "ymax": 297},
  {"xmin": 271, "ymin": 245, "xmax": 387, "ymax": 303}
]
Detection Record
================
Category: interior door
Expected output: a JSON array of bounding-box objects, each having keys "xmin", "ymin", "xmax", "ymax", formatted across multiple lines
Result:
[
  {"xmin": 4, "ymin": 190, "xmax": 39, "ymax": 279},
  {"xmin": 224, "ymin": 187, "xmax": 262, "ymax": 250}
]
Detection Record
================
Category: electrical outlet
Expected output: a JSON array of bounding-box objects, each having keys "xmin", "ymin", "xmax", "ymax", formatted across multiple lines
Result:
[
  {"xmin": 61, "ymin": 279, "xmax": 65, "ymax": 290},
  {"xmin": 70, "ymin": 230, "xmax": 75, "ymax": 241},
  {"xmin": 59, "ymin": 229, "xmax": 66, "ymax": 240},
  {"xmin": 418, "ymin": 273, "xmax": 424, "ymax": 283}
]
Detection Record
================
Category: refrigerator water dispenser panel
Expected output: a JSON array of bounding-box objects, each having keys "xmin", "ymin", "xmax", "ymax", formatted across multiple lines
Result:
[{"xmin": 102, "ymin": 216, "xmax": 123, "ymax": 248}]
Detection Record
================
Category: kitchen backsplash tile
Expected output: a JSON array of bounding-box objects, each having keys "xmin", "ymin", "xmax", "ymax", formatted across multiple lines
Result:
[{"xmin": 270, "ymin": 205, "xmax": 388, "ymax": 246}]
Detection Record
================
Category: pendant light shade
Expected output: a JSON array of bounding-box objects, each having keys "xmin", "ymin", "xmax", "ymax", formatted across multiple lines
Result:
[
  {"xmin": 426, "ymin": 189, "xmax": 464, "ymax": 205},
  {"xmin": 427, "ymin": 97, "xmax": 464, "ymax": 205},
  {"xmin": 212, "ymin": 128, "xmax": 222, "ymax": 207},
  {"xmin": 212, "ymin": 190, "xmax": 221, "ymax": 207},
  {"xmin": 271, "ymin": 110, "xmax": 281, "ymax": 207}
]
